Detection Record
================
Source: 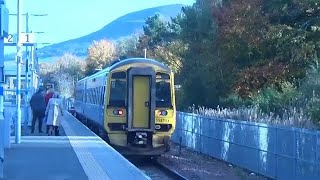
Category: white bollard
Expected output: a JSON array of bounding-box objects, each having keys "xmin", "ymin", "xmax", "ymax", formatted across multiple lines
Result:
[{"xmin": 3, "ymin": 108, "xmax": 10, "ymax": 148}]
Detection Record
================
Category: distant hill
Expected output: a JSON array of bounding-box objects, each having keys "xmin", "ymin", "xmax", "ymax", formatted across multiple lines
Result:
[{"xmin": 35, "ymin": 4, "xmax": 184, "ymax": 60}]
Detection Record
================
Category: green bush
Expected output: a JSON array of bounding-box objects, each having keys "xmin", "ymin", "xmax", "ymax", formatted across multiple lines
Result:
[
  {"xmin": 175, "ymin": 88, "xmax": 188, "ymax": 111},
  {"xmin": 250, "ymin": 81, "xmax": 299, "ymax": 114},
  {"xmin": 307, "ymin": 98, "xmax": 320, "ymax": 125},
  {"xmin": 219, "ymin": 93, "xmax": 252, "ymax": 108}
]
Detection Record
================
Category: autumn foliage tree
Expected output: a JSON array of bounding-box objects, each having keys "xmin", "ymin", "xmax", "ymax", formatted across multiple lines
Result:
[
  {"xmin": 39, "ymin": 53, "xmax": 85, "ymax": 97},
  {"xmin": 212, "ymin": 0, "xmax": 320, "ymax": 100},
  {"xmin": 85, "ymin": 39, "xmax": 116, "ymax": 75}
]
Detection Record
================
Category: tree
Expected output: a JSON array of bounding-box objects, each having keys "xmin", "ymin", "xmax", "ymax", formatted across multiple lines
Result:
[
  {"xmin": 85, "ymin": 39, "xmax": 116, "ymax": 75},
  {"xmin": 171, "ymin": 0, "xmax": 234, "ymax": 107},
  {"xmin": 115, "ymin": 34, "xmax": 140, "ymax": 58},
  {"xmin": 213, "ymin": 0, "xmax": 320, "ymax": 99},
  {"xmin": 39, "ymin": 53, "xmax": 85, "ymax": 98},
  {"xmin": 136, "ymin": 14, "xmax": 186, "ymax": 73},
  {"xmin": 120, "ymin": 0, "xmax": 319, "ymax": 111},
  {"xmin": 56, "ymin": 53, "xmax": 86, "ymax": 77}
]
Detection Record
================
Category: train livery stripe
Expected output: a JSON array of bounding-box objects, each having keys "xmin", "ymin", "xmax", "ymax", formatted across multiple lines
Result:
[{"xmin": 61, "ymin": 116, "xmax": 111, "ymax": 180}]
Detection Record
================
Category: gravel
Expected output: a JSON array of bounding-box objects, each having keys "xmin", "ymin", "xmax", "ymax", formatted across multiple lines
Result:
[{"xmin": 157, "ymin": 141, "xmax": 270, "ymax": 180}]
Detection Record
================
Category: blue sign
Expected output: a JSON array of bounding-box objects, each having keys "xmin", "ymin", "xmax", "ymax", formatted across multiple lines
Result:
[{"xmin": 0, "ymin": 3, "xmax": 9, "ymax": 37}]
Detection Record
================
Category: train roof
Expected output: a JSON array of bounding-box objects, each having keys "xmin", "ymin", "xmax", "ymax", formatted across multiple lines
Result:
[
  {"xmin": 77, "ymin": 58, "xmax": 171, "ymax": 83},
  {"xmin": 109, "ymin": 58, "xmax": 171, "ymax": 72}
]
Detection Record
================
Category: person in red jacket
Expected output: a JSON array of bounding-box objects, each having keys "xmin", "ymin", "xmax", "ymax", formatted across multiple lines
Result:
[
  {"xmin": 45, "ymin": 88, "xmax": 54, "ymax": 106},
  {"xmin": 44, "ymin": 88, "xmax": 54, "ymax": 133}
]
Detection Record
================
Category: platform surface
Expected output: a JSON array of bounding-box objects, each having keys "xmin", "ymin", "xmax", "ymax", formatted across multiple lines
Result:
[{"xmin": 3, "ymin": 111, "xmax": 150, "ymax": 180}]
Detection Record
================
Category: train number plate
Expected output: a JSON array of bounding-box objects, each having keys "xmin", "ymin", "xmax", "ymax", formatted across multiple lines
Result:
[{"xmin": 156, "ymin": 118, "xmax": 170, "ymax": 123}]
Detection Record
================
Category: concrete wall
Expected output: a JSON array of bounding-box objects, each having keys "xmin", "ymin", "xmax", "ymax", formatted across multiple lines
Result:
[{"xmin": 171, "ymin": 112, "xmax": 320, "ymax": 180}]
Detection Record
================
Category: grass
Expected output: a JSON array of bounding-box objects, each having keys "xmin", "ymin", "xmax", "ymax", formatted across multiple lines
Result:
[{"xmin": 187, "ymin": 104, "xmax": 318, "ymax": 130}]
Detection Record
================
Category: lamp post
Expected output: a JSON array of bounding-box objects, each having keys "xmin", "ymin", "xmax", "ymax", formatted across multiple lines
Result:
[
  {"xmin": 0, "ymin": 0, "xmax": 9, "ymax": 178},
  {"xmin": 15, "ymin": 0, "xmax": 22, "ymax": 144}
]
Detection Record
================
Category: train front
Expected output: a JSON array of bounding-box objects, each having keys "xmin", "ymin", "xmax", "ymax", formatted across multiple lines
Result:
[{"xmin": 104, "ymin": 58, "xmax": 176, "ymax": 156}]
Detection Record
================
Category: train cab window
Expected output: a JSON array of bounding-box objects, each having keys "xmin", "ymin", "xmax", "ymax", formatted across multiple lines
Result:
[
  {"xmin": 156, "ymin": 73, "xmax": 172, "ymax": 108},
  {"xmin": 156, "ymin": 72, "xmax": 170, "ymax": 79},
  {"xmin": 112, "ymin": 71, "xmax": 126, "ymax": 79},
  {"xmin": 109, "ymin": 72, "xmax": 126, "ymax": 107}
]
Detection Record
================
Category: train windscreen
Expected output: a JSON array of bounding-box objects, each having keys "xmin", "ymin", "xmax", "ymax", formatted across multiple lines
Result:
[
  {"xmin": 109, "ymin": 72, "xmax": 126, "ymax": 107},
  {"xmin": 156, "ymin": 73, "xmax": 172, "ymax": 108}
]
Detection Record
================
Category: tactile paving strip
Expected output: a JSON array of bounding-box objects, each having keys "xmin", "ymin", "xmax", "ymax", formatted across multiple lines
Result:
[{"xmin": 61, "ymin": 117, "xmax": 111, "ymax": 180}]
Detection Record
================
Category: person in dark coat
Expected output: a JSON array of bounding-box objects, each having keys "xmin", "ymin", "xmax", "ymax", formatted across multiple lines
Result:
[{"xmin": 29, "ymin": 87, "xmax": 46, "ymax": 133}]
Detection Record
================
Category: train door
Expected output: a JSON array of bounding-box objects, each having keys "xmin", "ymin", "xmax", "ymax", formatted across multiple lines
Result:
[
  {"xmin": 132, "ymin": 76, "xmax": 151, "ymax": 128},
  {"xmin": 127, "ymin": 67, "xmax": 156, "ymax": 147}
]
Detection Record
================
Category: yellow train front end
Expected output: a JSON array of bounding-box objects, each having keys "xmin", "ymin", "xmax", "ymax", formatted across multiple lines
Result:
[{"xmin": 103, "ymin": 58, "xmax": 176, "ymax": 156}]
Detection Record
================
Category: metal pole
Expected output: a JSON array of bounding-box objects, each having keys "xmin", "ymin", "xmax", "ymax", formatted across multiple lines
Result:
[
  {"xmin": 15, "ymin": 0, "xmax": 22, "ymax": 144},
  {"xmin": 0, "ymin": 26, "xmax": 5, "ymax": 180},
  {"xmin": 144, "ymin": 48, "xmax": 147, "ymax": 58},
  {"xmin": 28, "ymin": 45, "xmax": 34, "ymax": 126},
  {"xmin": 24, "ymin": 12, "xmax": 29, "ymax": 130},
  {"xmin": 30, "ymin": 46, "xmax": 34, "ymax": 94},
  {"xmin": 0, "ymin": 0, "xmax": 10, "ymax": 150}
]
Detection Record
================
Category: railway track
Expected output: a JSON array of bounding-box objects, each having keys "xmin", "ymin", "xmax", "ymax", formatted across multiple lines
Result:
[
  {"xmin": 71, "ymin": 113, "xmax": 186, "ymax": 179},
  {"xmin": 128, "ymin": 157, "xmax": 187, "ymax": 180}
]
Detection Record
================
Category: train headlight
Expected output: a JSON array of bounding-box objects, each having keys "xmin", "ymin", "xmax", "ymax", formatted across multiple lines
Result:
[
  {"xmin": 157, "ymin": 110, "xmax": 168, "ymax": 116},
  {"xmin": 113, "ymin": 109, "xmax": 124, "ymax": 115},
  {"xmin": 118, "ymin": 110, "xmax": 123, "ymax": 115}
]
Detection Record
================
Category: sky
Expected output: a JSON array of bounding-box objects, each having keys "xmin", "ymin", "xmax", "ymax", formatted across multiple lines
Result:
[{"xmin": 4, "ymin": 0, "xmax": 195, "ymax": 54}]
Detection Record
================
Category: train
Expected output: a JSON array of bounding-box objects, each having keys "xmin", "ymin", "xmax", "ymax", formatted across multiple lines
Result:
[{"xmin": 73, "ymin": 58, "xmax": 176, "ymax": 156}]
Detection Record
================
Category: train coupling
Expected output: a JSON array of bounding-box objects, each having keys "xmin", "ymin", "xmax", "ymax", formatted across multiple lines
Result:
[{"xmin": 134, "ymin": 132, "xmax": 148, "ymax": 145}]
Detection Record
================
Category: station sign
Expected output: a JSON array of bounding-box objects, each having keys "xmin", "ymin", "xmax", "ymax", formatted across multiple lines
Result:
[{"xmin": 4, "ymin": 33, "xmax": 36, "ymax": 46}]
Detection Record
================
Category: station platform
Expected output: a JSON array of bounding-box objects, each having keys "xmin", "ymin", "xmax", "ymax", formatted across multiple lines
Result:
[{"xmin": 2, "ymin": 111, "xmax": 150, "ymax": 180}]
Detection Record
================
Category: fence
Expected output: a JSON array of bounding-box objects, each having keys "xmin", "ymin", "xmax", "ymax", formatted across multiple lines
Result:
[
  {"xmin": 3, "ymin": 89, "xmax": 32, "ymax": 127},
  {"xmin": 171, "ymin": 112, "xmax": 320, "ymax": 180}
]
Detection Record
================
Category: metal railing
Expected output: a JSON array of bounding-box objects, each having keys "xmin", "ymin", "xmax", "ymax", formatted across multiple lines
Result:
[{"xmin": 171, "ymin": 112, "xmax": 320, "ymax": 180}]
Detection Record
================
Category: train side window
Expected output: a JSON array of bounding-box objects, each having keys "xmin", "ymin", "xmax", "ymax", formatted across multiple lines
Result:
[
  {"xmin": 77, "ymin": 90, "xmax": 80, "ymax": 101},
  {"xmin": 96, "ymin": 87, "xmax": 99, "ymax": 105},
  {"xmin": 100, "ymin": 86, "xmax": 103, "ymax": 105},
  {"xmin": 93, "ymin": 88, "xmax": 95, "ymax": 104},
  {"xmin": 90, "ymin": 88, "xmax": 93, "ymax": 104},
  {"xmin": 102, "ymin": 85, "xmax": 106, "ymax": 105},
  {"xmin": 86, "ymin": 89, "xmax": 88, "ymax": 103},
  {"xmin": 87, "ymin": 89, "xmax": 90, "ymax": 104},
  {"xmin": 83, "ymin": 90, "xmax": 85, "ymax": 102},
  {"xmin": 97, "ymin": 87, "xmax": 101, "ymax": 105},
  {"xmin": 93, "ymin": 88, "xmax": 97, "ymax": 104},
  {"xmin": 92, "ymin": 88, "xmax": 95, "ymax": 104}
]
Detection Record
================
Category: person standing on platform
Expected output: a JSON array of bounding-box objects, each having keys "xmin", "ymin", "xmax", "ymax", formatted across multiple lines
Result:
[
  {"xmin": 45, "ymin": 92, "xmax": 64, "ymax": 136},
  {"xmin": 45, "ymin": 88, "xmax": 54, "ymax": 133},
  {"xmin": 29, "ymin": 87, "xmax": 46, "ymax": 133},
  {"xmin": 45, "ymin": 88, "xmax": 54, "ymax": 106}
]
